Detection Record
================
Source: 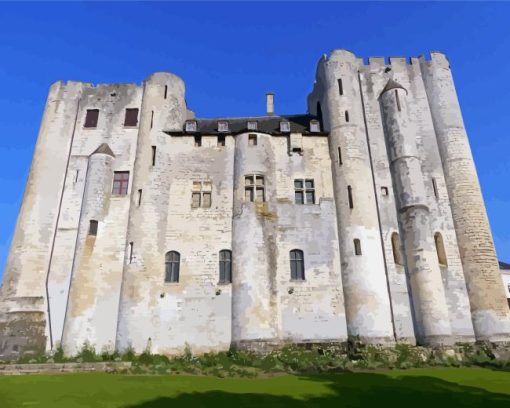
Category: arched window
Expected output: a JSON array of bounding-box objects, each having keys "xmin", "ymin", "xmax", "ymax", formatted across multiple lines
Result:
[
  {"xmin": 354, "ymin": 239, "xmax": 362, "ymax": 256},
  {"xmin": 219, "ymin": 250, "xmax": 232, "ymax": 284},
  {"xmin": 391, "ymin": 232, "xmax": 403, "ymax": 266},
  {"xmin": 434, "ymin": 233, "xmax": 448, "ymax": 267},
  {"xmin": 165, "ymin": 251, "xmax": 180, "ymax": 282},
  {"xmin": 290, "ymin": 249, "xmax": 305, "ymax": 280}
]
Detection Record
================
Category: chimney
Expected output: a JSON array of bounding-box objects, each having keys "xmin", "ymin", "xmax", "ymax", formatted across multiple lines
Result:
[{"xmin": 266, "ymin": 92, "xmax": 274, "ymax": 116}]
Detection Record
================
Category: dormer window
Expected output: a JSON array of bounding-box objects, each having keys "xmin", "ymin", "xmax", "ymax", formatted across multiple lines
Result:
[
  {"xmin": 185, "ymin": 120, "xmax": 197, "ymax": 132},
  {"xmin": 280, "ymin": 121, "xmax": 290, "ymax": 133},
  {"xmin": 218, "ymin": 121, "xmax": 229, "ymax": 132},
  {"xmin": 247, "ymin": 121, "xmax": 258, "ymax": 130},
  {"xmin": 310, "ymin": 120, "xmax": 320, "ymax": 132}
]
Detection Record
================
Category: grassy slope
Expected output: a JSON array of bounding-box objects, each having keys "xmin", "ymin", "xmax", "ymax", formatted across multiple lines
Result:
[{"xmin": 0, "ymin": 368, "xmax": 509, "ymax": 408}]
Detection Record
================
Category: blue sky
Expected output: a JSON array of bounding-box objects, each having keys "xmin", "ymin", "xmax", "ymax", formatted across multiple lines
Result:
[{"xmin": 1, "ymin": 1, "xmax": 510, "ymax": 283}]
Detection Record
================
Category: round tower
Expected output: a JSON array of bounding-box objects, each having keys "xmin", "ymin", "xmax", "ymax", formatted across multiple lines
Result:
[
  {"xmin": 116, "ymin": 72, "xmax": 187, "ymax": 352},
  {"xmin": 313, "ymin": 50, "xmax": 395, "ymax": 344},
  {"xmin": 231, "ymin": 131, "xmax": 279, "ymax": 349},
  {"xmin": 420, "ymin": 53, "xmax": 510, "ymax": 341},
  {"xmin": 62, "ymin": 144, "xmax": 115, "ymax": 354},
  {"xmin": 380, "ymin": 80, "xmax": 453, "ymax": 345}
]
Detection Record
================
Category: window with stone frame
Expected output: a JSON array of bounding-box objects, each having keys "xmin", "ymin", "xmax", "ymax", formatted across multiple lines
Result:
[
  {"xmin": 191, "ymin": 181, "xmax": 212, "ymax": 208},
  {"xmin": 294, "ymin": 179, "xmax": 315, "ymax": 204},
  {"xmin": 165, "ymin": 251, "xmax": 180, "ymax": 283},
  {"xmin": 112, "ymin": 171, "xmax": 129, "ymax": 195},
  {"xmin": 244, "ymin": 175, "xmax": 265, "ymax": 202},
  {"xmin": 219, "ymin": 250, "xmax": 232, "ymax": 284},
  {"xmin": 290, "ymin": 249, "xmax": 305, "ymax": 281},
  {"xmin": 84, "ymin": 109, "xmax": 99, "ymax": 128},
  {"xmin": 124, "ymin": 108, "xmax": 139, "ymax": 127}
]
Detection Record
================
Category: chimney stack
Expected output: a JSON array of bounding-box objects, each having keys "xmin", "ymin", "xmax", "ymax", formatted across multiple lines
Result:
[{"xmin": 266, "ymin": 92, "xmax": 274, "ymax": 116}]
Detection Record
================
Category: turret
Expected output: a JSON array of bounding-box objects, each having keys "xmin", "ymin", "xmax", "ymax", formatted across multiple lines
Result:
[
  {"xmin": 61, "ymin": 144, "xmax": 116, "ymax": 354},
  {"xmin": 308, "ymin": 50, "xmax": 395, "ymax": 344},
  {"xmin": 116, "ymin": 72, "xmax": 187, "ymax": 352},
  {"xmin": 380, "ymin": 80, "xmax": 452, "ymax": 345},
  {"xmin": 230, "ymin": 131, "xmax": 279, "ymax": 348},
  {"xmin": 420, "ymin": 52, "xmax": 510, "ymax": 341}
]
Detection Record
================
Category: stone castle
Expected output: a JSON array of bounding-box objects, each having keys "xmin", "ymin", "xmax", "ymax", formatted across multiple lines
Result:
[{"xmin": 1, "ymin": 49, "xmax": 509, "ymax": 358}]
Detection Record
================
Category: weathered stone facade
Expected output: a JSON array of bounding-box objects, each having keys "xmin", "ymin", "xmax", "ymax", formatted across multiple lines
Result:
[{"xmin": 1, "ymin": 49, "xmax": 509, "ymax": 358}]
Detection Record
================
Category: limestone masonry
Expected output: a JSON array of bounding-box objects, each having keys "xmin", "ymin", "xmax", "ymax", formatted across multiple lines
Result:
[{"xmin": 1, "ymin": 49, "xmax": 509, "ymax": 358}]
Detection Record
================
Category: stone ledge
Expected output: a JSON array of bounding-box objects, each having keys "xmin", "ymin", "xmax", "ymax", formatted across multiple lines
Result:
[{"xmin": 0, "ymin": 361, "xmax": 132, "ymax": 375}]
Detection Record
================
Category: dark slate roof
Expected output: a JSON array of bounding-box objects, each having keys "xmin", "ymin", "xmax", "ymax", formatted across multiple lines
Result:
[
  {"xmin": 499, "ymin": 261, "xmax": 510, "ymax": 270},
  {"xmin": 165, "ymin": 114, "xmax": 328, "ymax": 136}
]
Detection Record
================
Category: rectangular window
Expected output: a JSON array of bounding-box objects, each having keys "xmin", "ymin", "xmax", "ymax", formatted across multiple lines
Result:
[
  {"xmin": 112, "ymin": 171, "xmax": 129, "ymax": 195},
  {"xmin": 245, "ymin": 175, "xmax": 265, "ymax": 202},
  {"xmin": 218, "ymin": 135, "xmax": 225, "ymax": 147},
  {"xmin": 191, "ymin": 192, "xmax": 201, "ymax": 208},
  {"xmin": 338, "ymin": 78, "xmax": 343, "ymax": 95},
  {"xmin": 294, "ymin": 179, "xmax": 315, "ymax": 204},
  {"xmin": 248, "ymin": 134, "xmax": 257, "ymax": 146},
  {"xmin": 191, "ymin": 181, "xmax": 212, "ymax": 208},
  {"xmin": 381, "ymin": 186, "xmax": 389, "ymax": 196},
  {"xmin": 84, "ymin": 109, "xmax": 99, "ymax": 128},
  {"xmin": 88, "ymin": 220, "xmax": 98, "ymax": 236},
  {"xmin": 194, "ymin": 135, "xmax": 202, "ymax": 147},
  {"xmin": 124, "ymin": 108, "xmax": 139, "ymax": 127}
]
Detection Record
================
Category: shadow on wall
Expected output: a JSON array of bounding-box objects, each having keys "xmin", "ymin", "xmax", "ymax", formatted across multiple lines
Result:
[{"xmin": 126, "ymin": 372, "xmax": 510, "ymax": 408}]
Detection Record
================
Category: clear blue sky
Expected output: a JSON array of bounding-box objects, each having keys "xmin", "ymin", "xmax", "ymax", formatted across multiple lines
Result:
[{"xmin": 1, "ymin": 1, "xmax": 510, "ymax": 283}]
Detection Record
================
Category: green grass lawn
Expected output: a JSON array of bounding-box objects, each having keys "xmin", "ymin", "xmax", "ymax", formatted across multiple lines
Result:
[{"xmin": 1, "ymin": 367, "xmax": 509, "ymax": 407}]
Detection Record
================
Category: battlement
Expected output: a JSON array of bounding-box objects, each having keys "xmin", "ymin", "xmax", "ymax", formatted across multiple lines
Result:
[{"xmin": 315, "ymin": 50, "xmax": 451, "ymax": 76}]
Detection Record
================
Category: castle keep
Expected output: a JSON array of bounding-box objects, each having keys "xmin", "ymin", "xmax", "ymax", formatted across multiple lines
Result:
[{"xmin": 1, "ymin": 49, "xmax": 509, "ymax": 357}]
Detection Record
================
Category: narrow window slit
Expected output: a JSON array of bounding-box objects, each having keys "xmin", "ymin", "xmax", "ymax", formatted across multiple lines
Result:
[
  {"xmin": 345, "ymin": 111, "xmax": 349, "ymax": 123},
  {"xmin": 164, "ymin": 85, "xmax": 168, "ymax": 99},
  {"xmin": 348, "ymin": 185, "xmax": 353, "ymax": 209},
  {"xmin": 150, "ymin": 111, "xmax": 154, "ymax": 129},
  {"xmin": 138, "ymin": 189, "xmax": 142, "ymax": 206},
  {"xmin": 395, "ymin": 90, "xmax": 401, "ymax": 112},
  {"xmin": 432, "ymin": 178, "xmax": 439, "ymax": 199},
  {"xmin": 338, "ymin": 78, "xmax": 343, "ymax": 95},
  {"xmin": 338, "ymin": 147, "xmax": 343, "ymax": 166},
  {"xmin": 354, "ymin": 239, "xmax": 362, "ymax": 256},
  {"xmin": 152, "ymin": 146, "xmax": 156, "ymax": 166},
  {"xmin": 128, "ymin": 242, "xmax": 133, "ymax": 264}
]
